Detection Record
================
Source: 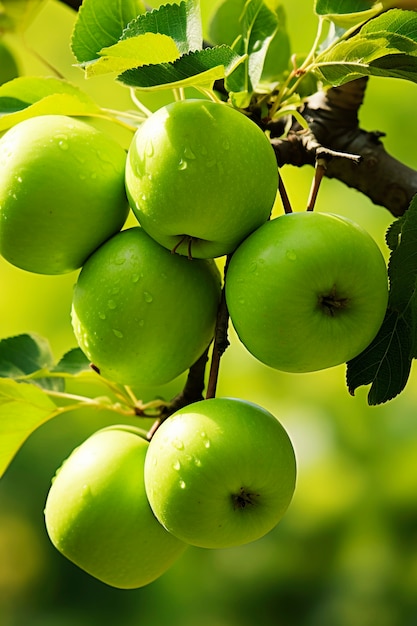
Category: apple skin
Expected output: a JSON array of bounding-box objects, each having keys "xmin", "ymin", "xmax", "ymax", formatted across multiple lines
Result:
[
  {"xmin": 125, "ymin": 99, "xmax": 278, "ymax": 259},
  {"xmin": 71, "ymin": 227, "xmax": 222, "ymax": 387},
  {"xmin": 0, "ymin": 114, "xmax": 129, "ymax": 274},
  {"xmin": 144, "ymin": 397, "xmax": 296, "ymax": 549},
  {"xmin": 44, "ymin": 425, "xmax": 187, "ymax": 589},
  {"xmin": 225, "ymin": 211, "xmax": 389, "ymax": 373}
]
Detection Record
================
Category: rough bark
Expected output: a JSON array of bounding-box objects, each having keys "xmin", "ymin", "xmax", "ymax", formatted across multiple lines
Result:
[{"xmin": 268, "ymin": 78, "xmax": 417, "ymax": 217}]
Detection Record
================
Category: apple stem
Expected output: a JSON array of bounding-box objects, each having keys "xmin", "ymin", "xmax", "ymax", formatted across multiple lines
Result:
[
  {"xmin": 278, "ymin": 176, "xmax": 293, "ymax": 214},
  {"xmin": 147, "ymin": 347, "xmax": 210, "ymax": 439},
  {"xmin": 306, "ymin": 158, "xmax": 327, "ymax": 211},
  {"xmin": 206, "ymin": 256, "xmax": 232, "ymax": 399}
]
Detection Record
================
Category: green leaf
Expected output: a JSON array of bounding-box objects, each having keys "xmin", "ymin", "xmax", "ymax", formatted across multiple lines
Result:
[
  {"xmin": 346, "ymin": 309, "xmax": 412, "ymax": 404},
  {"xmin": 53, "ymin": 348, "xmax": 92, "ymax": 376},
  {"xmin": 313, "ymin": 9, "xmax": 417, "ymax": 86},
  {"xmin": 118, "ymin": 45, "xmax": 243, "ymax": 91},
  {"xmin": 0, "ymin": 334, "xmax": 64, "ymax": 392},
  {"xmin": 71, "ymin": 0, "xmax": 146, "ymax": 64},
  {"xmin": 0, "ymin": 77, "xmax": 101, "ymax": 131},
  {"xmin": 347, "ymin": 194, "xmax": 417, "ymax": 404},
  {"xmin": 83, "ymin": 33, "xmax": 181, "ymax": 78},
  {"xmin": 314, "ymin": 0, "xmax": 383, "ymax": 28},
  {"xmin": 0, "ymin": 378, "xmax": 58, "ymax": 478},
  {"xmin": 121, "ymin": 0, "xmax": 203, "ymax": 55},
  {"xmin": 225, "ymin": 0, "xmax": 280, "ymax": 107},
  {"xmin": 385, "ymin": 215, "xmax": 405, "ymax": 251}
]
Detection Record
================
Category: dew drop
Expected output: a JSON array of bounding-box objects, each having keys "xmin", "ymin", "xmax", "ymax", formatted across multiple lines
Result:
[
  {"xmin": 178, "ymin": 159, "xmax": 188, "ymax": 171},
  {"xmin": 173, "ymin": 460, "xmax": 181, "ymax": 471},
  {"xmin": 248, "ymin": 262, "xmax": 258, "ymax": 273},
  {"xmin": 98, "ymin": 312, "xmax": 106, "ymax": 320},
  {"xmin": 114, "ymin": 256, "xmax": 125, "ymax": 266},
  {"xmin": 107, "ymin": 299, "xmax": 117, "ymax": 309},
  {"xmin": 204, "ymin": 439, "xmax": 211, "ymax": 449},
  {"xmin": 132, "ymin": 273, "xmax": 140, "ymax": 283},
  {"xmin": 179, "ymin": 480, "xmax": 186, "ymax": 489},
  {"xmin": 194, "ymin": 458, "xmax": 202, "ymax": 467},
  {"xmin": 172, "ymin": 438, "xmax": 184, "ymax": 451},
  {"xmin": 58, "ymin": 141, "xmax": 69, "ymax": 151},
  {"xmin": 144, "ymin": 291, "xmax": 153, "ymax": 303},
  {"xmin": 112, "ymin": 329, "xmax": 123, "ymax": 339},
  {"xmin": 183, "ymin": 145, "xmax": 196, "ymax": 160},
  {"xmin": 81, "ymin": 484, "xmax": 92, "ymax": 501},
  {"xmin": 286, "ymin": 249, "xmax": 297, "ymax": 261}
]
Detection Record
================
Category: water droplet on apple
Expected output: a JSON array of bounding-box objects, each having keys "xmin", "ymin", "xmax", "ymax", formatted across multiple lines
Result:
[
  {"xmin": 81, "ymin": 484, "xmax": 92, "ymax": 501},
  {"xmin": 183, "ymin": 145, "xmax": 196, "ymax": 160},
  {"xmin": 138, "ymin": 319, "xmax": 145, "ymax": 327},
  {"xmin": 98, "ymin": 312, "xmax": 106, "ymax": 320},
  {"xmin": 172, "ymin": 438, "xmax": 184, "ymax": 450},
  {"xmin": 144, "ymin": 292, "xmax": 153, "ymax": 303},
  {"xmin": 107, "ymin": 299, "xmax": 117, "ymax": 309},
  {"xmin": 173, "ymin": 460, "xmax": 181, "ymax": 471},
  {"xmin": 58, "ymin": 138, "xmax": 69, "ymax": 150},
  {"xmin": 194, "ymin": 458, "xmax": 202, "ymax": 467},
  {"xmin": 178, "ymin": 159, "xmax": 188, "ymax": 171},
  {"xmin": 112, "ymin": 329, "xmax": 123, "ymax": 339},
  {"xmin": 286, "ymin": 249, "xmax": 297, "ymax": 261},
  {"xmin": 248, "ymin": 262, "xmax": 258, "ymax": 273},
  {"xmin": 179, "ymin": 480, "xmax": 186, "ymax": 489},
  {"xmin": 132, "ymin": 273, "xmax": 140, "ymax": 283},
  {"xmin": 114, "ymin": 256, "xmax": 125, "ymax": 266}
]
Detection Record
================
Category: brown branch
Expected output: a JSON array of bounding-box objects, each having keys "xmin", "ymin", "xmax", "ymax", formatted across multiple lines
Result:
[{"xmin": 268, "ymin": 78, "xmax": 417, "ymax": 217}]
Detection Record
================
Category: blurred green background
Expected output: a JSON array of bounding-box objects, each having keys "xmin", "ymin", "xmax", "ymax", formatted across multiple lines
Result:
[{"xmin": 1, "ymin": 1, "xmax": 417, "ymax": 625}]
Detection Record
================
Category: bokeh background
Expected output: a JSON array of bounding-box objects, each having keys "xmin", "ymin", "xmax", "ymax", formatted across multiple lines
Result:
[{"xmin": 1, "ymin": 1, "xmax": 417, "ymax": 625}]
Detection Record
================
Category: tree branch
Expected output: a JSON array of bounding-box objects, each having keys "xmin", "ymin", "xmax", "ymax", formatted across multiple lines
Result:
[{"xmin": 268, "ymin": 78, "xmax": 417, "ymax": 217}]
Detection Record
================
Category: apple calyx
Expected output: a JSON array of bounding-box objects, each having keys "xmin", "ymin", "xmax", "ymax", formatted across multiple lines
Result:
[
  {"xmin": 318, "ymin": 286, "xmax": 349, "ymax": 317},
  {"xmin": 231, "ymin": 487, "xmax": 260, "ymax": 510}
]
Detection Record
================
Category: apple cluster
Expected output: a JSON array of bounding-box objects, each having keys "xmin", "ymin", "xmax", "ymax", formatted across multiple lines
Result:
[
  {"xmin": 44, "ymin": 397, "xmax": 297, "ymax": 589},
  {"xmin": 0, "ymin": 98, "xmax": 389, "ymax": 588}
]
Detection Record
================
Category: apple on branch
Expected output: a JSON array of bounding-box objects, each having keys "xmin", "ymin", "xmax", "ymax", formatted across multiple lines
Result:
[
  {"xmin": 125, "ymin": 99, "xmax": 279, "ymax": 259},
  {"xmin": 144, "ymin": 397, "xmax": 297, "ymax": 549},
  {"xmin": 225, "ymin": 211, "xmax": 389, "ymax": 373},
  {"xmin": 0, "ymin": 115, "xmax": 129, "ymax": 274},
  {"xmin": 44, "ymin": 425, "xmax": 187, "ymax": 589}
]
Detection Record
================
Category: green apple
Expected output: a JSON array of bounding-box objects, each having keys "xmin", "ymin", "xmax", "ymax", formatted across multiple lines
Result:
[
  {"xmin": 225, "ymin": 211, "xmax": 389, "ymax": 372},
  {"xmin": 44, "ymin": 425, "xmax": 187, "ymax": 589},
  {"xmin": 0, "ymin": 114, "xmax": 129, "ymax": 274},
  {"xmin": 71, "ymin": 226, "xmax": 222, "ymax": 387},
  {"xmin": 144, "ymin": 397, "xmax": 296, "ymax": 549},
  {"xmin": 125, "ymin": 99, "xmax": 278, "ymax": 259}
]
